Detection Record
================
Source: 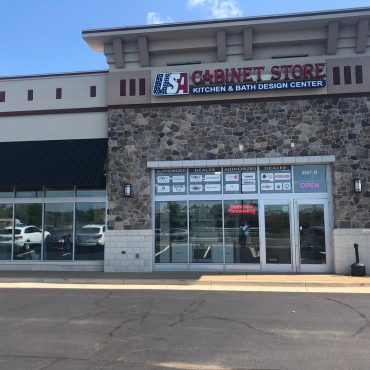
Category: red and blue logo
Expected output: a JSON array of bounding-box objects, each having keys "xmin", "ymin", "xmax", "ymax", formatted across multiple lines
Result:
[{"xmin": 153, "ymin": 72, "xmax": 189, "ymax": 96}]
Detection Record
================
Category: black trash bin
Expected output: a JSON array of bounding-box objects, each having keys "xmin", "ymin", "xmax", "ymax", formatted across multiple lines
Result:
[{"xmin": 351, "ymin": 243, "xmax": 366, "ymax": 277}]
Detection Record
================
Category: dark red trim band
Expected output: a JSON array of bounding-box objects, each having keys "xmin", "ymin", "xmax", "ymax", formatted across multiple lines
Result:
[
  {"xmin": 2, "ymin": 93, "xmax": 369, "ymax": 117},
  {"xmin": 0, "ymin": 107, "xmax": 108, "ymax": 117},
  {"xmin": 0, "ymin": 70, "xmax": 108, "ymax": 81},
  {"xmin": 107, "ymin": 92, "xmax": 370, "ymax": 110}
]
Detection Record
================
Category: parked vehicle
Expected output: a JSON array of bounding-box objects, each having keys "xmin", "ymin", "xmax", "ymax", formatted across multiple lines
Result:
[
  {"xmin": 44, "ymin": 233, "xmax": 73, "ymax": 252},
  {"xmin": 76, "ymin": 225, "xmax": 105, "ymax": 247},
  {"xmin": 300, "ymin": 226, "xmax": 326, "ymax": 262},
  {"xmin": 0, "ymin": 225, "xmax": 51, "ymax": 249},
  {"xmin": 0, "ymin": 225, "xmax": 51, "ymax": 259},
  {"xmin": 56, "ymin": 234, "xmax": 73, "ymax": 251}
]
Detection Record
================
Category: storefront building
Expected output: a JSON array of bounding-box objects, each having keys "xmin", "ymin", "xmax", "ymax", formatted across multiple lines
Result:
[{"xmin": 1, "ymin": 8, "xmax": 370, "ymax": 274}]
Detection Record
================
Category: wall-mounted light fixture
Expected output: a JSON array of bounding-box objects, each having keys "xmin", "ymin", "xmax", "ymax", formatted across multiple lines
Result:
[
  {"xmin": 354, "ymin": 178, "xmax": 362, "ymax": 193},
  {"xmin": 124, "ymin": 183, "xmax": 132, "ymax": 197}
]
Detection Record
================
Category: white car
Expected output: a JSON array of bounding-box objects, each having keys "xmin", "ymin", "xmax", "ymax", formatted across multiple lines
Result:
[
  {"xmin": 76, "ymin": 224, "xmax": 105, "ymax": 247},
  {"xmin": 0, "ymin": 225, "xmax": 51, "ymax": 249}
]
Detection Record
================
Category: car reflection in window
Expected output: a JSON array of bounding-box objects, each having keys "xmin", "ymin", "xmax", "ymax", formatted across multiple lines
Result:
[
  {"xmin": 44, "ymin": 231, "xmax": 73, "ymax": 260},
  {"xmin": 0, "ymin": 225, "xmax": 50, "ymax": 260},
  {"xmin": 300, "ymin": 226, "xmax": 326, "ymax": 264},
  {"xmin": 75, "ymin": 224, "xmax": 105, "ymax": 260},
  {"xmin": 77, "ymin": 225, "xmax": 105, "ymax": 246}
]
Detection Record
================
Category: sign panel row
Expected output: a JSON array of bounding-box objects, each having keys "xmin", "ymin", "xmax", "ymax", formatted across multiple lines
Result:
[{"xmin": 155, "ymin": 165, "xmax": 327, "ymax": 195}]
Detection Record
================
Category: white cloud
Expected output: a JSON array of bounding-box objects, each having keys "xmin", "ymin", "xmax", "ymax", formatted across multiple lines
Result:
[
  {"xmin": 187, "ymin": 0, "xmax": 243, "ymax": 19},
  {"xmin": 187, "ymin": 0, "xmax": 207, "ymax": 6},
  {"xmin": 146, "ymin": 12, "xmax": 174, "ymax": 24}
]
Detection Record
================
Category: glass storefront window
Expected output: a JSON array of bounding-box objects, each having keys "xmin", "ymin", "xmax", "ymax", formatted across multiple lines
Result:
[
  {"xmin": 44, "ymin": 203, "xmax": 73, "ymax": 260},
  {"xmin": 0, "ymin": 204, "xmax": 13, "ymax": 260},
  {"xmin": 189, "ymin": 201, "xmax": 223, "ymax": 263},
  {"xmin": 15, "ymin": 189, "xmax": 43, "ymax": 198},
  {"xmin": 45, "ymin": 188, "xmax": 74, "ymax": 197},
  {"xmin": 265, "ymin": 205, "xmax": 291, "ymax": 264},
  {"xmin": 155, "ymin": 201, "xmax": 188, "ymax": 263},
  {"xmin": 76, "ymin": 189, "xmax": 106, "ymax": 197},
  {"xmin": 13, "ymin": 203, "xmax": 43, "ymax": 260},
  {"xmin": 0, "ymin": 187, "xmax": 106, "ymax": 262},
  {"xmin": 75, "ymin": 202, "xmax": 106, "ymax": 260},
  {"xmin": 154, "ymin": 166, "xmax": 330, "ymax": 270},
  {"xmin": 0, "ymin": 188, "xmax": 13, "ymax": 198},
  {"xmin": 224, "ymin": 200, "xmax": 260, "ymax": 263},
  {"xmin": 299, "ymin": 204, "xmax": 326, "ymax": 264}
]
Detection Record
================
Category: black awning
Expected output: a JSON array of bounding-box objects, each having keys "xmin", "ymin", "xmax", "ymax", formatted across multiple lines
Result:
[{"xmin": 0, "ymin": 139, "xmax": 108, "ymax": 187}]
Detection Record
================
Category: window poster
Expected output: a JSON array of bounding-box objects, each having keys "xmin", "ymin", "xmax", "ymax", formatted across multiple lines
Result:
[
  {"xmin": 155, "ymin": 169, "xmax": 187, "ymax": 195},
  {"xmin": 260, "ymin": 165, "xmax": 292, "ymax": 193},
  {"xmin": 188, "ymin": 168, "xmax": 222, "ymax": 194},
  {"xmin": 293, "ymin": 165, "xmax": 327, "ymax": 192},
  {"xmin": 223, "ymin": 167, "xmax": 257, "ymax": 194},
  {"xmin": 154, "ymin": 165, "xmax": 326, "ymax": 196},
  {"xmin": 241, "ymin": 167, "xmax": 258, "ymax": 193}
]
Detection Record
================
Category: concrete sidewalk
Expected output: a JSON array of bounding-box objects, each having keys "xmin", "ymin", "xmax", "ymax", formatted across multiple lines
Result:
[{"xmin": 0, "ymin": 270, "xmax": 369, "ymax": 288}]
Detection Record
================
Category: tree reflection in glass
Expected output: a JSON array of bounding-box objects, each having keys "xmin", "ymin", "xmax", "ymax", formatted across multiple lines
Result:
[
  {"xmin": 155, "ymin": 201, "xmax": 188, "ymax": 263},
  {"xmin": 224, "ymin": 200, "xmax": 260, "ymax": 263},
  {"xmin": 75, "ymin": 202, "xmax": 106, "ymax": 260},
  {"xmin": 0, "ymin": 204, "xmax": 13, "ymax": 260},
  {"xmin": 189, "ymin": 201, "xmax": 222, "ymax": 263}
]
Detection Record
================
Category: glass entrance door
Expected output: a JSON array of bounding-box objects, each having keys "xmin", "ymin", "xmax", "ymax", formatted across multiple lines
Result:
[
  {"xmin": 261, "ymin": 200, "xmax": 331, "ymax": 272},
  {"xmin": 295, "ymin": 200, "xmax": 331, "ymax": 273},
  {"xmin": 261, "ymin": 202, "xmax": 293, "ymax": 271}
]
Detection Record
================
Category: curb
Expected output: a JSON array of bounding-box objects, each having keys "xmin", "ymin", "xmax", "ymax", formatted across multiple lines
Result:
[{"xmin": 0, "ymin": 277, "xmax": 370, "ymax": 288}]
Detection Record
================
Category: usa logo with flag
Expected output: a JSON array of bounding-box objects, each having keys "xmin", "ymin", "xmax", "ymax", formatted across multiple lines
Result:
[{"xmin": 153, "ymin": 72, "xmax": 189, "ymax": 96}]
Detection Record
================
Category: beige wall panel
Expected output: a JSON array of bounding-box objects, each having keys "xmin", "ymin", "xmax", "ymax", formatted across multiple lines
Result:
[
  {"xmin": 110, "ymin": 61, "xmax": 142, "ymax": 71},
  {"xmin": 107, "ymin": 70, "xmax": 151, "ymax": 105},
  {"xmin": 149, "ymin": 37, "xmax": 216, "ymax": 52},
  {"xmin": 339, "ymin": 25, "xmax": 358, "ymax": 38},
  {"xmin": 227, "ymin": 45, "xmax": 244, "ymax": 56},
  {"xmin": 253, "ymin": 28, "xmax": 327, "ymax": 44},
  {"xmin": 227, "ymin": 33, "xmax": 243, "ymax": 46},
  {"xmin": 336, "ymin": 48, "xmax": 370, "ymax": 58},
  {"xmin": 326, "ymin": 56, "xmax": 370, "ymax": 94},
  {"xmin": 150, "ymin": 50, "xmax": 216, "ymax": 67},
  {"xmin": 0, "ymin": 112, "xmax": 107, "ymax": 142},
  {"xmin": 0, "ymin": 74, "xmax": 107, "ymax": 112},
  {"xmin": 337, "ymin": 37, "xmax": 358, "ymax": 49},
  {"xmin": 124, "ymin": 52, "xmax": 140, "ymax": 63},
  {"xmin": 253, "ymin": 44, "xmax": 326, "ymax": 60}
]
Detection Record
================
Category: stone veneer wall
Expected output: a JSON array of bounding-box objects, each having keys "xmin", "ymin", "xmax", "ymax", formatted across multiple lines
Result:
[
  {"xmin": 333, "ymin": 229, "xmax": 370, "ymax": 275},
  {"xmin": 105, "ymin": 96, "xmax": 370, "ymax": 272},
  {"xmin": 108, "ymin": 96, "xmax": 370, "ymax": 230}
]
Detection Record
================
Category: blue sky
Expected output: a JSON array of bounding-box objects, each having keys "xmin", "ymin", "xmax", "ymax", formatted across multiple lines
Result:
[{"xmin": 1, "ymin": 0, "xmax": 369, "ymax": 76}]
